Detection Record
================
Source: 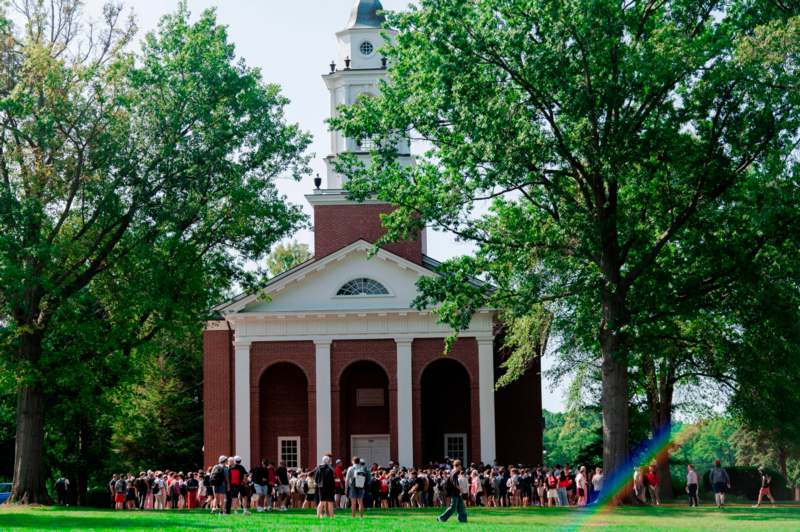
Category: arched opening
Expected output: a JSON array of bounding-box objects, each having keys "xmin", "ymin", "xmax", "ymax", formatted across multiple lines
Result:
[
  {"xmin": 340, "ymin": 360, "xmax": 390, "ymax": 465},
  {"xmin": 421, "ymin": 359, "xmax": 471, "ymax": 464},
  {"xmin": 259, "ymin": 363, "xmax": 308, "ymax": 469}
]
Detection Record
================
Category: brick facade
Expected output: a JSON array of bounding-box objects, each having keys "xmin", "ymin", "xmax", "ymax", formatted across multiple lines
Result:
[
  {"xmin": 203, "ymin": 327, "xmax": 234, "ymax": 467},
  {"xmin": 250, "ymin": 341, "xmax": 316, "ymax": 469},
  {"xmin": 331, "ymin": 339, "xmax": 398, "ymax": 461},
  {"xmin": 412, "ymin": 338, "xmax": 481, "ymax": 465},
  {"xmin": 313, "ymin": 204, "xmax": 422, "ymax": 264}
]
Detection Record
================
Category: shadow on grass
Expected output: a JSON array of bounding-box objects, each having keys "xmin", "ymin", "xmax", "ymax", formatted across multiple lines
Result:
[{"xmin": 0, "ymin": 512, "xmax": 221, "ymax": 530}]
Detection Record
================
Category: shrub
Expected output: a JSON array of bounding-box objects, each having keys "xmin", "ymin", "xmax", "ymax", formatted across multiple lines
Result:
[{"xmin": 702, "ymin": 467, "xmax": 791, "ymax": 500}]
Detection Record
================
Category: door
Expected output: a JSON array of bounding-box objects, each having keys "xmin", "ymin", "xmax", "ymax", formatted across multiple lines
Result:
[{"xmin": 351, "ymin": 435, "xmax": 390, "ymax": 466}]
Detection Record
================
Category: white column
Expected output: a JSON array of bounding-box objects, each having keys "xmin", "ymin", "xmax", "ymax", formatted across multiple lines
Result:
[
  {"xmin": 395, "ymin": 339, "xmax": 414, "ymax": 467},
  {"xmin": 234, "ymin": 341, "xmax": 251, "ymax": 468},
  {"xmin": 315, "ymin": 340, "xmax": 332, "ymax": 457},
  {"xmin": 478, "ymin": 337, "xmax": 496, "ymax": 464}
]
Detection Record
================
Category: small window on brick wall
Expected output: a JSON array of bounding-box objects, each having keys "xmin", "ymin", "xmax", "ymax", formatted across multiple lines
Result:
[{"xmin": 278, "ymin": 436, "xmax": 300, "ymax": 469}]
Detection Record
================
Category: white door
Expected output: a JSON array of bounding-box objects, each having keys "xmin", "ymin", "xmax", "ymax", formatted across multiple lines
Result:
[{"xmin": 351, "ymin": 435, "xmax": 390, "ymax": 467}]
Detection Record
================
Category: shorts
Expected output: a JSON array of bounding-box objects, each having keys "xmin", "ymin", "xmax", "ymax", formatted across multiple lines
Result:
[
  {"xmin": 114, "ymin": 493, "xmax": 125, "ymax": 504},
  {"xmin": 335, "ymin": 485, "xmax": 344, "ymax": 495},
  {"xmin": 212, "ymin": 484, "xmax": 226, "ymax": 496},
  {"xmin": 306, "ymin": 493, "xmax": 316, "ymax": 502},
  {"xmin": 277, "ymin": 485, "xmax": 290, "ymax": 496},
  {"xmin": 229, "ymin": 485, "xmax": 245, "ymax": 498},
  {"xmin": 349, "ymin": 486, "xmax": 365, "ymax": 499},
  {"xmin": 760, "ymin": 487, "xmax": 771, "ymax": 496},
  {"xmin": 713, "ymin": 482, "xmax": 726, "ymax": 494},
  {"xmin": 547, "ymin": 489, "xmax": 558, "ymax": 499},
  {"xmin": 254, "ymin": 484, "xmax": 268, "ymax": 496}
]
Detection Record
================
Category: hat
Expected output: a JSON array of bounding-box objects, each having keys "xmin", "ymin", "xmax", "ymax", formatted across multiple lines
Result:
[
  {"xmin": 715, "ymin": 460, "xmax": 721, "ymax": 466},
  {"xmin": 219, "ymin": 455, "xmax": 228, "ymax": 463},
  {"xmin": 234, "ymin": 456, "xmax": 242, "ymax": 463},
  {"xmin": 322, "ymin": 456, "xmax": 331, "ymax": 465}
]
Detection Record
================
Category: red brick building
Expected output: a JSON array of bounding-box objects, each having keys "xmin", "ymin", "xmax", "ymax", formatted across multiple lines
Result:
[{"xmin": 203, "ymin": 0, "xmax": 542, "ymax": 470}]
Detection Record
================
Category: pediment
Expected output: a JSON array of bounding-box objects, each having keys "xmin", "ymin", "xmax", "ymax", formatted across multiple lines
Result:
[{"xmin": 219, "ymin": 241, "xmax": 436, "ymax": 315}]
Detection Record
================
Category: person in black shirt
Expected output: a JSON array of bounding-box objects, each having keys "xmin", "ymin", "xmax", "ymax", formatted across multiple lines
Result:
[
  {"xmin": 276, "ymin": 461, "xmax": 290, "ymax": 511},
  {"xmin": 251, "ymin": 459, "xmax": 269, "ymax": 512},
  {"xmin": 315, "ymin": 456, "xmax": 335, "ymax": 518}
]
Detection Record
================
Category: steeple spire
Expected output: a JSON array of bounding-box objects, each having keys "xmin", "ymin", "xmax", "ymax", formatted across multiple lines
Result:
[{"xmin": 346, "ymin": 0, "xmax": 386, "ymax": 29}]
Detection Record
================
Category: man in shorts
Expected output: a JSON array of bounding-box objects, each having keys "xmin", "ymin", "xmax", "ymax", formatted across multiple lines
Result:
[
  {"xmin": 210, "ymin": 455, "xmax": 227, "ymax": 514},
  {"xmin": 346, "ymin": 456, "xmax": 371, "ymax": 518},
  {"xmin": 251, "ymin": 459, "xmax": 269, "ymax": 512},
  {"xmin": 276, "ymin": 460, "xmax": 290, "ymax": 511},
  {"xmin": 709, "ymin": 460, "xmax": 731, "ymax": 508},
  {"xmin": 228, "ymin": 456, "xmax": 250, "ymax": 514}
]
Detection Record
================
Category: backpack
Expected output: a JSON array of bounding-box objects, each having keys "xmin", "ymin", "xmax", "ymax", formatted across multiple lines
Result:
[
  {"xmin": 152, "ymin": 480, "xmax": 160, "ymax": 495},
  {"xmin": 211, "ymin": 465, "xmax": 225, "ymax": 487},
  {"xmin": 354, "ymin": 467, "xmax": 367, "ymax": 488}
]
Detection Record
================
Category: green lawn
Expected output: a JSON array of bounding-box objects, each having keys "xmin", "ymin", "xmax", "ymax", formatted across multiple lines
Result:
[{"xmin": 1, "ymin": 504, "xmax": 799, "ymax": 531}]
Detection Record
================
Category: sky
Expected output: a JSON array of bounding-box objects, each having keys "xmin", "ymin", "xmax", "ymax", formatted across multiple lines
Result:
[{"xmin": 78, "ymin": 0, "xmax": 567, "ymax": 412}]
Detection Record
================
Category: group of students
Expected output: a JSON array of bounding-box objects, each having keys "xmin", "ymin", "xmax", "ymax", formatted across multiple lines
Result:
[
  {"xmin": 102, "ymin": 456, "xmax": 772, "ymax": 517},
  {"xmin": 105, "ymin": 456, "xmax": 608, "ymax": 517}
]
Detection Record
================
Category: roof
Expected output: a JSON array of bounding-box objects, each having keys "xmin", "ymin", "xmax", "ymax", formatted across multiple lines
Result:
[{"xmin": 346, "ymin": 0, "xmax": 386, "ymax": 29}]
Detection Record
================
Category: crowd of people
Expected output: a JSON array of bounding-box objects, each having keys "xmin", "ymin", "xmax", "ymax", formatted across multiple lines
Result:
[
  {"xmin": 102, "ymin": 455, "xmax": 608, "ymax": 519},
  {"xmin": 68, "ymin": 456, "xmax": 763, "ymax": 519}
]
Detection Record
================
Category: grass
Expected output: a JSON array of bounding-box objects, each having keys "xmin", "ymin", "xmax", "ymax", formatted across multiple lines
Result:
[{"xmin": 1, "ymin": 504, "xmax": 799, "ymax": 531}]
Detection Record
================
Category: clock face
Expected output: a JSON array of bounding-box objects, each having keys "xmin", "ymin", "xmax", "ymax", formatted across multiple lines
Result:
[{"xmin": 359, "ymin": 41, "xmax": 375, "ymax": 57}]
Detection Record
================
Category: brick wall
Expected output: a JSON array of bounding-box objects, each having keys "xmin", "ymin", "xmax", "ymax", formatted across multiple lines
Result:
[
  {"xmin": 203, "ymin": 328, "xmax": 234, "ymax": 468},
  {"xmin": 331, "ymin": 340, "xmax": 398, "ymax": 461},
  {"xmin": 313, "ymin": 204, "xmax": 422, "ymax": 264},
  {"xmin": 250, "ymin": 341, "xmax": 316, "ymax": 469},
  {"xmin": 494, "ymin": 338, "xmax": 544, "ymax": 465},
  {"xmin": 412, "ymin": 338, "xmax": 480, "ymax": 465}
]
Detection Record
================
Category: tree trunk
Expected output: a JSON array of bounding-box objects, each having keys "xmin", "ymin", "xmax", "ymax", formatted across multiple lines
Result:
[
  {"xmin": 600, "ymin": 297, "xmax": 630, "ymax": 503},
  {"xmin": 12, "ymin": 332, "xmax": 50, "ymax": 504},
  {"xmin": 795, "ymin": 486, "xmax": 800, "ymax": 502}
]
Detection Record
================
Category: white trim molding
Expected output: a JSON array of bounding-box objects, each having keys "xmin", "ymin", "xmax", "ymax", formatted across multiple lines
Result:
[
  {"xmin": 315, "ymin": 340, "xmax": 333, "ymax": 457},
  {"xmin": 234, "ymin": 341, "xmax": 251, "ymax": 469},
  {"xmin": 477, "ymin": 338, "xmax": 496, "ymax": 465},
  {"xmin": 395, "ymin": 338, "xmax": 414, "ymax": 468}
]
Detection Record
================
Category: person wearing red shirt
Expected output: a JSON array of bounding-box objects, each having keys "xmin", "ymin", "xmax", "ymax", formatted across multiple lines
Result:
[
  {"xmin": 334, "ymin": 459, "xmax": 346, "ymax": 509},
  {"xmin": 646, "ymin": 466, "xmax": 661, "ymax": 505},
  {"xmin": 266, "ymin": 461, "xmax": 277, "ymax": 511}
]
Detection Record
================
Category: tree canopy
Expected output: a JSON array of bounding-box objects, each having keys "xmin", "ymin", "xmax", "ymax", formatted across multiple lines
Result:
[
  {"xmin": 0, "ymin": 0, "xmax": 310, "ymax": 502},
  {"xmin": 331, "ymin": 0, "xmax": 800, "ymax": 487}
]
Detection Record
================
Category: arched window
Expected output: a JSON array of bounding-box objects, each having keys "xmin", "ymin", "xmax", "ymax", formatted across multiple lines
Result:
[{"xmin": 336, "ymin": 278, "xmax": 389, "ymax": 296}]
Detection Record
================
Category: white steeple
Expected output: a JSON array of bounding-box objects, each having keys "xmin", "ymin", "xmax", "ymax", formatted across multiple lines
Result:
[{"xmin": 321, "ymin": 0, "xmax": 412, "ymax": 190}]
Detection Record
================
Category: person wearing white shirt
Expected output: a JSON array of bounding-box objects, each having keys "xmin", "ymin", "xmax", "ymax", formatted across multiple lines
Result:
[{"xmin": 686, "ymin": 465, "xmax": 700, "ymax": 507}]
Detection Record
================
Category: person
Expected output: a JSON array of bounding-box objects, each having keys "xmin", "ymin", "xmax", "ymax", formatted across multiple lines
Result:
[
  {"xmin": 591, "ymin": 467, "xmax": 604, "ymax": 504},
  {"xmin": 709, "ymin": 460, "xmax": 731, "ymax": 508},
  {"xmin": 228, "ymin": 456, "xmax": 250, "ymax": 514},
  {"xmin": 646, "ymin": 465, "xmax": 661, "ymax": 505},
  {"xmin": 575, "ymin": 466, "xmax": 588, "ymax": 506},
  {"xmin": 55, "ymin": 476, "xmax": 69, "ymax": 506},
  {"xmin": 686, "ymin": 464, "xmax": 699, "ymax": 507},
  {"xmin": 557, "ymin": 471, "xmax": 570, "ymax": 507},
  {"xmin": 186, "ymin": 472, "xmax": 199, "ymax": 509},
  {"xmin": 346, "ymin": 456, "xmax": 370, "ymax": 518},
  {"xmin": 266, "ymin": 460, "xmax": 277, "ymax": 511},
  {"xmin": 210, "ymin": 456, "xmax": 227, "ymax": 514},
  {"xmin": 251, "ymin": 459, "xmax": 269, "ymax": 512},
  {"xmin": 754, "ymin": 467, "xmax": 775, "ymax": 507},
  {"xmin": 275, "ymin": 460, "xmax": 290, "ymax": 511},
  {"xmin": 316, "ymin": 455, "xmax": 335, "ymax": 518},
  {"xmin": 126, "ymin": 475, "xmax": 138, "ymax": 510},
  {"xmin": 334, "ymin": 459, "xmax": 346, "ymax": 509},
  {"xmin": 633, "ymin": 467, "xmax": 646, "ymax": 504},
  {"xmin": 114, "ymin": 475, "xmax": 127, "ymax": 510},
  {"xmin": 438, "ymin": 459, "xmax": 467, "ymax": 523},
  {"xmin": 134, "ymin": 472, "xmax": 148, "ymax": 510}
]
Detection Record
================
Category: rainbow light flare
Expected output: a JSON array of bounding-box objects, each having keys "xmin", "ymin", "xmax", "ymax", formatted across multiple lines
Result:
[{"xmin": 562, "ymin": 422, "xmax": 701, "ymax": 530}]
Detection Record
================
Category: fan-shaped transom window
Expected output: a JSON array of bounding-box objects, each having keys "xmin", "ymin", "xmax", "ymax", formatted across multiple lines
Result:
[{"xmin": 337, "ymin": 278, "xmax": 389, "ymax": 296}]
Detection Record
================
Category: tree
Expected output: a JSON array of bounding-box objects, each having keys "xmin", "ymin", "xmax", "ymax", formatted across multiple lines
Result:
[
  {"xmin": 331, "ymin": 0, "xmax": 800, "ymax": 490},
  {"xmin": 265, "ymin": 241, "xmax": 312, "ymax": 278},
  {"xmin": 0, "ymin": 1, "xmax": 309, "ymax": 502}
]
